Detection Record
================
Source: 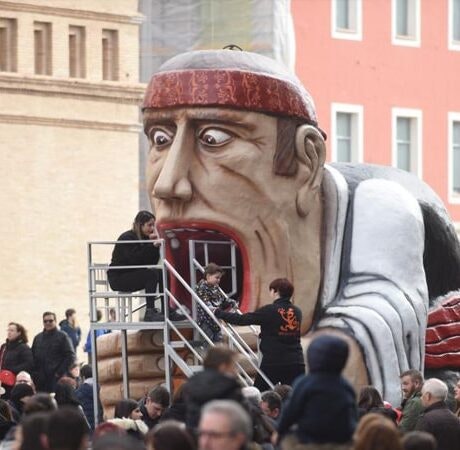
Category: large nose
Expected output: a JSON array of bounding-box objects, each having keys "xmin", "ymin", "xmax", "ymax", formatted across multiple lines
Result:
[{"xmin": 153, "ymin": 124, "xmax": 193, "ymax": 202}]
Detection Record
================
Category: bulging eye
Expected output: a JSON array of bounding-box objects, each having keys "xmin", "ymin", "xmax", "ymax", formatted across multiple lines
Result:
[
  {"xmin": 199, "ymin": 128, "xmax": 233, "ymax": 146},
  {"xmin": 150, "ymin": 129, "xmax": 172, "ymax": 147}
]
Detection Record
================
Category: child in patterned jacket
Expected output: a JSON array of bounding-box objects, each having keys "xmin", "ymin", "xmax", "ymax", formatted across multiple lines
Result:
[{"xmin": 194, "ymin": 263, "xmax": 237, "ymax": 343}]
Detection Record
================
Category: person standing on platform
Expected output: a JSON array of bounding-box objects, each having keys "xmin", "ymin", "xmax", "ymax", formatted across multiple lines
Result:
[
  {"xmin": 215, "ymin": 278, "xmax": 304, "ymax": 391},
  {"xmin": 195, "ymin": 263, "xmax": 237, "ymax": 344},
  {"xmin": 32, "ymin": 312, "xmax": 75, "ymax": 393}
]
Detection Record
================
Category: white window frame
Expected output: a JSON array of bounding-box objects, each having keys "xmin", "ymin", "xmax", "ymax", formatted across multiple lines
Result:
[
  {"xmin": 391, "ymin": 0, "xmax": 421, "ymax": 47},
  {"xmin": 448, "ymin": 112, "xmax": 460, "ymax": 204},
  {"xmin": 448, "ymin": 0, "xmax": 460, "ymax": 51},
  {"xmin": 331, "ymin": 0, "xmax": 363, "ymax": 41},
  {"xmin": 391, "ymin": 108, "xmax": 423, "ymax": 178},
  {"xmin": 331, "ymin": 103, "xmax": 364, "ymax": 163}
]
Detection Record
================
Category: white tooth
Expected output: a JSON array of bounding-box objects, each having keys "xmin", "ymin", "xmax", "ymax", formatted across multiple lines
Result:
[
  {"xmin": 166, "ymin": 232, "xmax": 176, "ymax": 238},
  {"xmin": 170, "ymin": 238, "xmax": 180, "ymax": 249}
]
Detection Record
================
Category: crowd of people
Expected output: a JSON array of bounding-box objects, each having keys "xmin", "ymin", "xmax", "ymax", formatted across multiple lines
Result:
[
  {"xmin": 1, "ymin": 210, "xmax": 459, "ymax": 449},
  {"xmin": 0, "ymin": 326, "xmax": 459, "ymax": 450}
]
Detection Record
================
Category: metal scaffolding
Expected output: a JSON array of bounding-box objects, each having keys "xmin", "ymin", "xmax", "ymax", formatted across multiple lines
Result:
[{"xmin": 87, "ymin": 238, "xmax": 273, "ymax": 425}]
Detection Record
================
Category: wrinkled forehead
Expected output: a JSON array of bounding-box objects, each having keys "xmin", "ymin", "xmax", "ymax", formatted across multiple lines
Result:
[
  {"xmin": 143, "ymin": 49, "xmax": 318, "ymax": 125},
  {"xmin": 143, "ymin": 106, "xmax": 274, "ymax": 128}
]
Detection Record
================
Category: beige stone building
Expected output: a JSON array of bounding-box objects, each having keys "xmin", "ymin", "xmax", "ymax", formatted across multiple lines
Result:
[{"xmin": 0, "ymin": 0, "xmax": 145, "ymax": 356}]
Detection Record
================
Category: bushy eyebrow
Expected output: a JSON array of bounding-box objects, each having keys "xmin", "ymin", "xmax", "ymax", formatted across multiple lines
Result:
[{"xmin": 143, "ymin": 109, "xmax": 257, "ymax": 132}]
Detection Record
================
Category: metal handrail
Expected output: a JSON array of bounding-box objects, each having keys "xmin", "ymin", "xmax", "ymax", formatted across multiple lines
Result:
[
  {"xmin": 163, "ymin": 259, "xmax": 274, "ymax": 389},
  {"xmin": 163, "ymin": 288, "xmax": 254, "ymax": 387},
  {"xmin": 190, "ymin": 257, "xmax": 261, "ymax": 360},
  {"xmin": 87, "ymin": 239, "xmax": 274, "ymax": 427}
]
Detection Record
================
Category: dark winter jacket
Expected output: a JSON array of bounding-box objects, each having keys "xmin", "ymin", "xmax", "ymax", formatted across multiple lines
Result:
[
  {"xmin": 138, "ymin": 398, "xmax": 161, "ymax": 430},
  {"xmin": 161, "ymin": 402, "xmax": 187, "ymax": 423},
  {"xmin": 0, "ymin": 339, "xmax": 33, "ymax": 375},
  {"xmin": 31, "ymin": 328, "xmax": 75, "ymax": 392},
  {"xmin": 195, "ymin": 279, "xmax": 234, "ymax": 336},
  {"xmin": 75, "ymin": 380, "xmax": 103, "ymax": 430},
  {"xmin": 215, "ymin": 297, "xmax": 304, "ymax": 366},
  {"xmin": 182, "ymin": 368, "xmax": 244, "ymax": 430},
  {"xmin": 59, "ymin": 319, "xmax": 82, "ymax": 351},
  {"xmin": 0, "ymin": 416, "xmax": 15, "ymax": 440},
  {"xmin": 108, "ymin": 230, "xmax": 159, "ymax": 279},
  {"xmin": 277, "ymin": 335, "xmax": 357, "ymax": 444},
  {"xmin": 415, "ymin": 401, "xmax": 460, "ymax": 450}
]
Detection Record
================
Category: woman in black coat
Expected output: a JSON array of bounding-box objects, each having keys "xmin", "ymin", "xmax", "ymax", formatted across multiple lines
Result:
[
  {"xmin": 107, "ymin": 210, "xmax": 163, "ymax": 321},
  {"xmin": 0, "ymin": 322, "xmax": 33, "ymax": 399}
]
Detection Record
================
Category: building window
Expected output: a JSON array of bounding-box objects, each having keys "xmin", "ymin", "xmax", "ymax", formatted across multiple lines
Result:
[
  {"xmin": 331, "ymin": 103, "xmax": 364, "ymax": 163},
  {"xmin": 449, "ymin": 0, "xmax": 460, "ymax": 50},
  {"xmin": 448, "ymin": 113, "xmax": 460, "ymax": 203},
  {"xmin": 0, "ymin": 18, "xmax": 17, "ymax": 72},
  {"xmin": 392, "ymin": 0, "xmax": 420, "ymax": 47},
  {"xmin": 34, "ymin": 21, "xmax": 52, "ymax": 75},
  {"xmin": 331, "ymin": 0, "xmax": 362, "ymax": 41},
  {"xmin": 69, "ymin": 26, "xmax": 86, "ymax": 78},
  {"xmin": 392, "ymin": 108, "xmax": 422, "ymax": 177},
  {"xmin": 102, "ymin": 29, "xmax": 118, "ymax": 81}
]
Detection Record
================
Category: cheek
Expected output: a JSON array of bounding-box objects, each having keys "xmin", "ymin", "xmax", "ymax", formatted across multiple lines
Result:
[{"xmin": 146, "ymin": 151, "xmax": 165, "ymax": 188}]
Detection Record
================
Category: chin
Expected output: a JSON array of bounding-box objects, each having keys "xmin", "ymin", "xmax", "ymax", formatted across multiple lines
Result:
[{"xmin": 156, "ymin": 220, "xmax": 251, "ymax": 310}]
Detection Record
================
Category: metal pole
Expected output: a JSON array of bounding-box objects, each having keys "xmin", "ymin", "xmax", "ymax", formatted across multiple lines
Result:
[
  {"xmin": 121, "ymin": 329, "xmax": 130, "ymax": 398},
  {"xmin": 91, "ymin": 329, "xmax": 99, "ymax": 427},
  {"xmin": 88, "ymin": 242, "xmax": 100, "ymax": 427}
]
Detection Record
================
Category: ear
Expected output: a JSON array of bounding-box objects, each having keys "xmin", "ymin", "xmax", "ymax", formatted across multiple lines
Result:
[{"xmin": 294, "ymin": 125, "xmax": 326, "ymax": 217}]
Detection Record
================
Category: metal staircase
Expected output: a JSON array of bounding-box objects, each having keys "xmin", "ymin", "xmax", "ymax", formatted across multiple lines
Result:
[{"xmin": 87, "ymin": 238, "xmax": 273, "ymax": 424}]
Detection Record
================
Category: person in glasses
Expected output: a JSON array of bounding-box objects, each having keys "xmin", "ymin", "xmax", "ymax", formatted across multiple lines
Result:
[
  {"xmin": 197, "ymin": 400, "xmax": 252, "ymax": 450},
  {"xmin": 31, "ymin": 312, "xmax": 75, "ymax": 392}
]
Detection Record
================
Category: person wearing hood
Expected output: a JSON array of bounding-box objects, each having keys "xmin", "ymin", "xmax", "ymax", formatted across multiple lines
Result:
[
  {"xmin": 215, "ymin": 278, "xmax": 305, "ymax": 391},
  {"xmin": 0, "ymin": 322, "xmax": 33, "ymax": 399},
  {"xmin": 276, "ymin": 334, "xmax": 357, "ymax": 448},
  {"xmin": 182, "ymin": 346, "xmax": 244, "ymax": 433},
  {"xmin": 31, "ymin": 311, "xmax": 75, "ymax": 393},
  {"xmin": 59, "ymin": 308, "xmax": 82, "ymax": 351}
]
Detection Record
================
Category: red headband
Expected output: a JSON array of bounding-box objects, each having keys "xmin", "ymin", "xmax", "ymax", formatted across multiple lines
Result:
[{"xmin": 142, "ymin": 69, "xmax": 316, "ymax": 123}]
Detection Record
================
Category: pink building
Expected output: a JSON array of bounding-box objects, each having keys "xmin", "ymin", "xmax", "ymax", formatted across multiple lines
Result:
[{"xmin": 292, "ymin": 0, "xmax": 460, "ymax": 226}]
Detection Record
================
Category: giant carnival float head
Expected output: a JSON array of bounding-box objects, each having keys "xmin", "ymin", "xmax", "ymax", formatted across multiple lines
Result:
[{"xmin": 142, "ymin": 48, "xmax": 460, "ymax": 405}]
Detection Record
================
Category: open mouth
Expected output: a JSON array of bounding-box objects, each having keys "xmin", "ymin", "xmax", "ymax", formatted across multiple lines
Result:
[{"xmin": 156, "ymin": 221, "xmax": 250, "ymax": 311}]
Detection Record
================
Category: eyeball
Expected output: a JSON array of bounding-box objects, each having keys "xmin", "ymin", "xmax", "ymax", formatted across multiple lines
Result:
[
  {"xmin": 199, "ymin": 128, "xmax": 233, "ymax": 146},
  {"xmin": 150, "ymin": 129, "xmax": 172, "ymax": 147}
]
